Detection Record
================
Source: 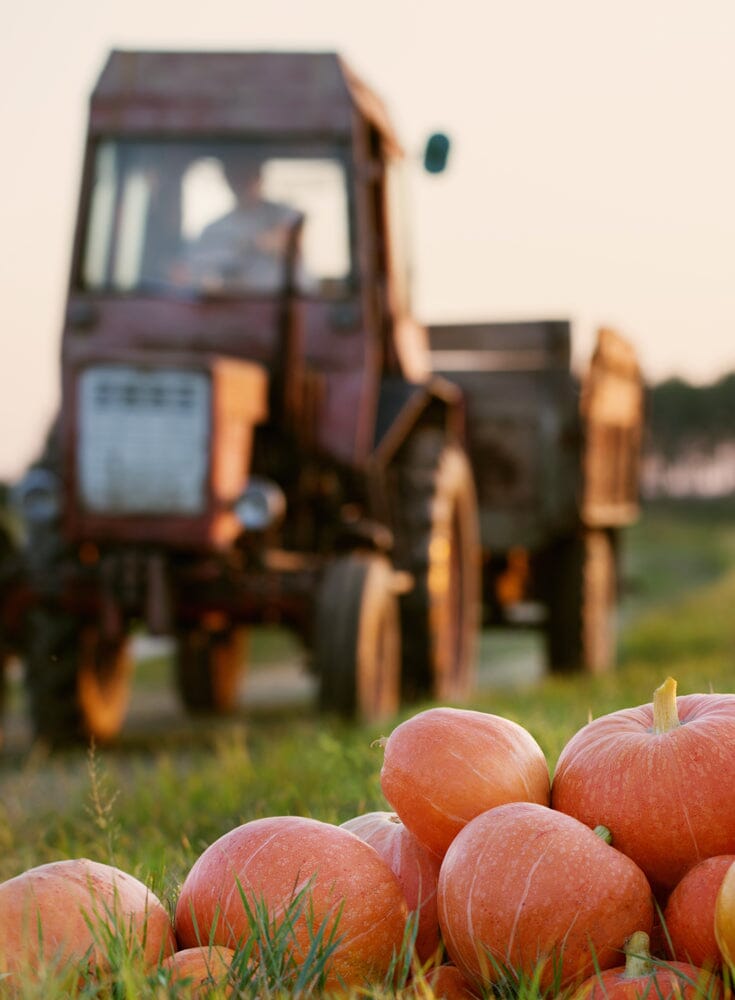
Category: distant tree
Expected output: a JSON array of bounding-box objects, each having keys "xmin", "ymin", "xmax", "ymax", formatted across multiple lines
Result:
[
  {"xmin": 708, "ymin": 373, "xmax": 735, "ymax": 440},
  {"xmin": 646, "ymin": 373, "xmax": 735, "ymax": 460}
]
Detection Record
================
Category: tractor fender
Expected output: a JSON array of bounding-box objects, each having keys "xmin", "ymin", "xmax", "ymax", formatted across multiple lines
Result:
[{"xmin": 372, "ymin": 374, "xmax": 466, "ymax": 468}]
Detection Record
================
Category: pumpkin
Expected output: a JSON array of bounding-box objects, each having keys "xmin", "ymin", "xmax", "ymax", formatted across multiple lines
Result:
[
  {"xmin": 379, "ymin": 706, "xmax": 550, "ymax": 858},
  {"xmin": 0, "ymin": 857, "xmax": 175, "ymax": 983},
  {"xmin": 570, "ymin": 930, "xmax": 723, "ymax": 998},
  {"xmin": 175, "ymin": 815, "xmax": 408, "ymax": 990},
  {"xmin": 160, "ymin": 946, "xmax": 235, "ymax": 997},
  {"xmin": 664, "ymin": 854, "xmax": 735, "ymax": 968},
  {"xmin": 406, "ymin": 963, "xmax": 481, "ymax": 999},
  {"xmin": 552, "ymin": 677, "xmax": 735, "ymax": 895},
  {"xmin": 340, "ymin": 810, "xmax": 441, "ymax": 963},
  {"xmin": 715, "ymin": 858, "xmax": 735, "ymax": 971},
  {"xmin": 437, "ymin": 802, "xmax": 654, "ymax": 992}
]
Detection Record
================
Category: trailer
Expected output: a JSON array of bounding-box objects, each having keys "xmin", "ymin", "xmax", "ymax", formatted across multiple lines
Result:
[{"xmin": 430, "ymin": 321, "xmax": 644, "ymax": 672}]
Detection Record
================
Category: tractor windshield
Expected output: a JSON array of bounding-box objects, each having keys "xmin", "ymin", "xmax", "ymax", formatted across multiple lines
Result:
[{"xmin": 80, "ymin": 140, "xmax": 353, "ymax": 298}]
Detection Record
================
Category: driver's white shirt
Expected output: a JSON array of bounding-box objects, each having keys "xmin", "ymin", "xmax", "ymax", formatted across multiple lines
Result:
[{"xmin": 188, "ymin": 199, "xmax": 302, "ymax": 293}]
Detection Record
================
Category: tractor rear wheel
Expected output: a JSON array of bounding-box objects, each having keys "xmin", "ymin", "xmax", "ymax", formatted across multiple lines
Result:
[
  {"xmin": 175, "ymin": 628, "xmax": 248, "ymax": 714},
  {"xmin": 393, "ymin": 428, "xmax": 481, "ymax": 703},
  {"xmin": 544, "ymin": 527, "xmax": 618, "ymax": 673},
  {"xmin": 314, "ymin": 553, "xmax": 401, "ymax": 725},
  {"xmin": 25, "ymin": 608, "xmax": 132, "ymax": 745}
]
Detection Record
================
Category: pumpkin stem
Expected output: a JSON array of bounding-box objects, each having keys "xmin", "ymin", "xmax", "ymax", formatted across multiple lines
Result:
[
  {"xmin": 593, "ymin": 825, "xmax": 613, "ymax": 845},
  {"xmin": 622, "ymin": 931, "xmax": 654, "ymax": 979},
  {"xmin": 653, "ymin": 677, "xmax": 680, "ymax": 735}
]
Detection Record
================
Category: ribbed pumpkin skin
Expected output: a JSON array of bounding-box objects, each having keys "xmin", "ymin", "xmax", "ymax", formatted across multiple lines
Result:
[
  {"xmin": 552, "ymin": 693, "xmax": 735, "ymax": 896},
  {"xmin": 0, "ymin": 858, "xmax": 175, "ymax": 981},
  {"xmin": 380, "ymin": 706, "xmax": 550, "ymax": 858},
  {"xmin": 340, "ymin": 810, "xmax": 442, "ymax": 963},
  {"xmin": 664, "ymin": 854, "xmax": 735, "ymax": 968},
  {"xmin": 437, "ymin": 803, "xmax": 654, "ymax": 992},
  {"xmin": 175, "ymin": 815, "xmax": 409, "ymax": 990}
]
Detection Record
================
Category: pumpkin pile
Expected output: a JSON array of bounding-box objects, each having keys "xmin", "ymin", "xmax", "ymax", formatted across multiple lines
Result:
[{"xmin": 2, "ymin": 677, "xmax": 735, "ymax": 998}]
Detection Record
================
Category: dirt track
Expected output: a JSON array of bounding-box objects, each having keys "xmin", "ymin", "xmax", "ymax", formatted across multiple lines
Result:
[{"xmin": 1, "ymin": 630, "xmax": 544, "ymax": 753}]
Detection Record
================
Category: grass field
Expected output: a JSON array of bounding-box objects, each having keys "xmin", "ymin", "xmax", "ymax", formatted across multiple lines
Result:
[{"xmin": 1, "ymin": 498, "xmax": 735, "ymax": 997}]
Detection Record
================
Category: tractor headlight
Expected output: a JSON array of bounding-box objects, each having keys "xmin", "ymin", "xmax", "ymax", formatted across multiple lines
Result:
[
  {"xmin": 13, "ymin": 467, "xmax": 63, "ymax": 525},
  {"xmin": 233, "ymin": 476, "xmax": 286, "ymax": 532}
]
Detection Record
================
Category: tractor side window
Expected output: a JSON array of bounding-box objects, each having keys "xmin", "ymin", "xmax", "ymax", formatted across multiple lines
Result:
[
  {"xmin": 82, "ymin": 142, "xmax": 178, "ymax": 291},
  {"xmin": 83, "ymin": 142, "xmax": 153, "ymax": 289},
  {"xmin": 113, "ymin": 172, "xmax": 152, "ymax": 289},
  {"xmin": 83, "ymin": 143, "xmax": 117, "ymax": 288},
  {"xmin": 385, "ymin": 159, "xmax": 414, "ymax": 316}
]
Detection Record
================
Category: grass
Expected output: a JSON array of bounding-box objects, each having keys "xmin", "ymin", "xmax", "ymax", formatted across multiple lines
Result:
[{"xmin": 2, "ymin": 498, "xmax": 735, "ymax": 996}]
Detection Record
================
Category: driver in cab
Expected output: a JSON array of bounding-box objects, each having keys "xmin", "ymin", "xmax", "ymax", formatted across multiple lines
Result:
[{"xmin": 185, "ymin": 151, "xmax": 303, "ymax": 294}]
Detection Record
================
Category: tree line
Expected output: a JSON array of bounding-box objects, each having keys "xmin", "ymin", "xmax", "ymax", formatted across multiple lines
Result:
[{"xmin": 645, "ymin": 372, "xmax": 735, "ymax": 460}]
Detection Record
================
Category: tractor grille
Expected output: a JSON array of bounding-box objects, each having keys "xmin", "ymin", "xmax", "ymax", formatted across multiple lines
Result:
[{"xmin": 77, "ymin": 365, "xmax": 211, "ymax": 514}]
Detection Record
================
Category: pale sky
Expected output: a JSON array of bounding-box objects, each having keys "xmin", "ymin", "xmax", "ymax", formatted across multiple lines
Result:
[{"xmin": 1, "ymin": 0, "xmax": 733, "ymax": 480}]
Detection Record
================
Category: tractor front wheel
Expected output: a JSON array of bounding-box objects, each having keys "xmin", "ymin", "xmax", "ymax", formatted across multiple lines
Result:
[
  {"xmin": 175, "ymin": 628, "xmax": 248, "ymax": 714},
  {"xmin": 25, "ymin": 609, "xmax": 132, "ymax": 745},
  {"xmin": 314, "ymin": 553, "xmax": 401, "ymax": 725}
]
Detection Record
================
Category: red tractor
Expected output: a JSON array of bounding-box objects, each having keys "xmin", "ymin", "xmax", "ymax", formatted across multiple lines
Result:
[{"xmin": 10, "ymin": 51, "xmax": 481, "ymax": 744}]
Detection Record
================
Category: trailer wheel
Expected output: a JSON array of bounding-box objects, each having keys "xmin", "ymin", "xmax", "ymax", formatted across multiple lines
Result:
[
  {"xmin": 175, "ymin": 628, "xmax": 247, "ymax": 714},
  {"xmin": 544, "ymin": 528, "xmax": 618, "ymax": 673},
  {"xmin": 394, "ymin": 429, "xmax": 481, "ymax": 703},
  {"xmin": 25, "ymin": 608, "xmax": 132, "ymax": 744},
  {"xmin": 314, "ymin": 553, "xmax": 401, "ymax": 724}
]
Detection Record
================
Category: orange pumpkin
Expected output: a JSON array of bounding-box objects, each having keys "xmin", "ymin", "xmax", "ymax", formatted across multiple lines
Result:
[
  {"xmin": 340, "ymin": 810, "xmax": 441, "ymax": 963},
  {"xmin": 715, "ymin": 858, "xmax": 735, "ymax": 971},
  {"xmin": 0, "ymin": 858, "xmax": 175, "ymax": 984},
  {"xmin": 175, "ymin": 815, "xmax": 408, "ymax": 990},
  {"xmin": 571, "ymin": 931, "xmax": 723, "ymax": 998},
  {"xmin": 664, "ymin": 855, "xmax": 735, "ymax": 968},
  {"xmin": 160, "ymin": 946, "xmax": 235, "ymax": 997},
  {"xmin": 380, "ymin": 706, "xmax": 550, "ymax": 858},
  {"xmin": 407, "ymin": 963, "xmax": 481, "ymax": 999},
  {"xmin": 437, "ymin": 802, "xmax": 654, "ymax": 992},
  {"xmin": 552, "ymin": 678, "xmax": 735, "ymax": 895}
]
